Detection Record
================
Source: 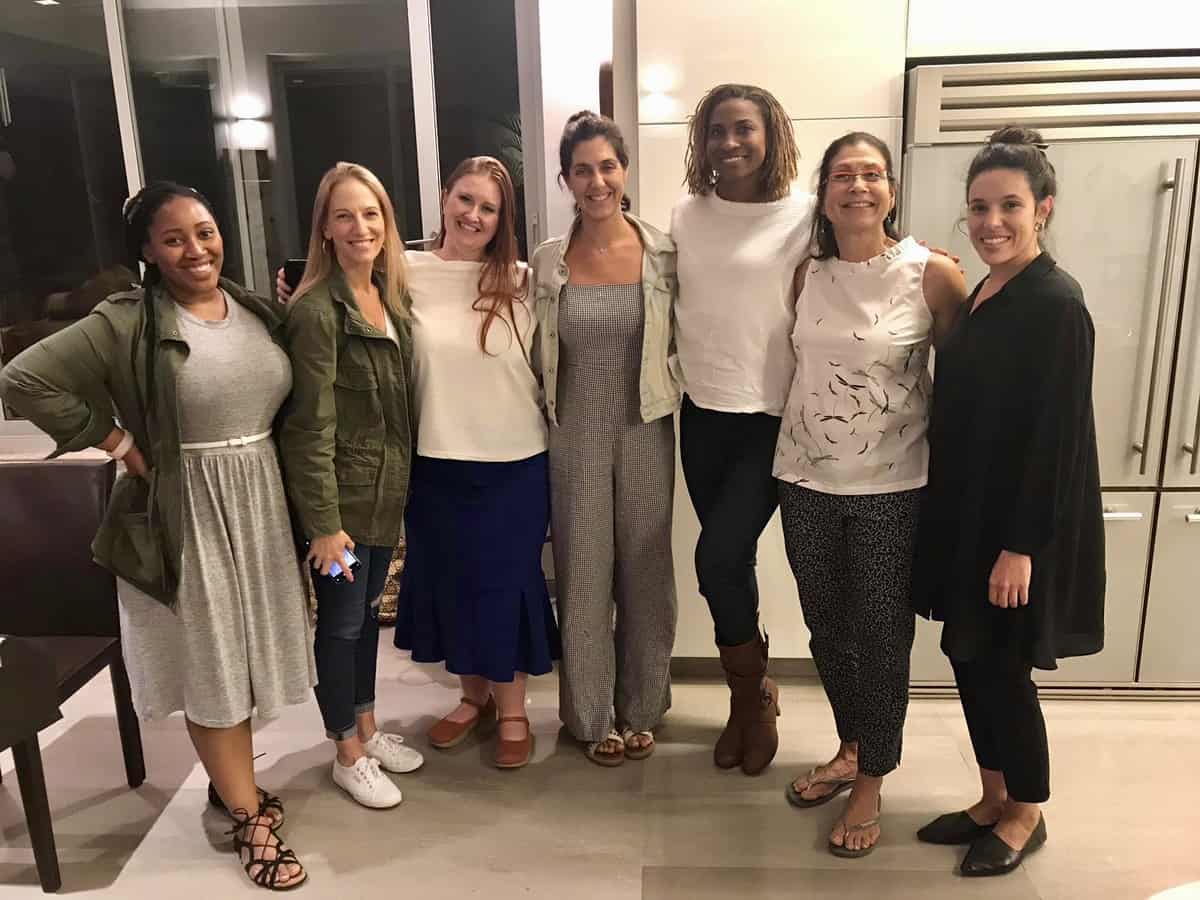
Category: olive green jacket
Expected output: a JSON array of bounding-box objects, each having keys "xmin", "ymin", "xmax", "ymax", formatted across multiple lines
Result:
[
  {"xmin": 0, "ymin": 278, "xmax": 285, "ymax": 605},
  {"xmin": 278, "ymin": 266, "xmax": 414, "ymax": 548},
  {"xmin": 530, "ymin": 212, "xmax": 680, "ymax": 426}
]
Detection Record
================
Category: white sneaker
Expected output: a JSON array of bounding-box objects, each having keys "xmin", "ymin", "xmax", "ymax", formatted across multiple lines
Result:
[
  {"xmin": 363, "ymin": 731, "xmax": 425, "ymax": 774},
  {"xmin": 331, "ymin": 756, "xmax": 403, "ymax": 809}
]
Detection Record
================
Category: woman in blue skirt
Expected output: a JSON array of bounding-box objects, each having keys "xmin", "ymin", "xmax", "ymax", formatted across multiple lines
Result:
[{"xmin": 393, "ymin": 156, "xmax": 559, "ymax": 769}]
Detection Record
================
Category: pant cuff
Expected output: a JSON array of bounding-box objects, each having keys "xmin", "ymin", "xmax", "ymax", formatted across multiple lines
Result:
[
  {"xmin": 354, "ymin": 700, "xmax": 375, "ymax": 715},
  {"xmin": 327, "ymin": 724, "xmax": 357, "ymax": 741}
]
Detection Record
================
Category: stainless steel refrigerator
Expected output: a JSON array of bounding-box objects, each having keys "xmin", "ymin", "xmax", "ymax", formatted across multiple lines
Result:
[{"xmin": 900, "ymin": 57, "xmax": 1200, "ymax": 688}]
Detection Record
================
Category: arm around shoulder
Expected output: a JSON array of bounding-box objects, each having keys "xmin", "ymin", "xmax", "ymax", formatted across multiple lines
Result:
[{"xmin": 923, "ymin": 253, "xmax": 968, "ymax": 347}]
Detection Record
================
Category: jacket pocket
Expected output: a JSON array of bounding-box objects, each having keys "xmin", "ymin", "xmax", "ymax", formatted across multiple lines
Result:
[
  {"xmin": 333, "ymin": 365, "xmax": 384, "ymax": 447},
  {"xmin": 113, "ymin": 511, "xmax": 166, "ymax": 586},
  {"xmin": 334, "ymin": 445, "xmax": 379, "ymax": 486}
]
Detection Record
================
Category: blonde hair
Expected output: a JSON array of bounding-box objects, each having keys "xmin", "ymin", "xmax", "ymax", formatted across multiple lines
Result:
[
  {"xmin": 683, "ymin": 83, "xmax": 799, "ymax": 201},
  {"xmin": 293, "ymin": 161, "xmax": 408, "ymax": 317}
]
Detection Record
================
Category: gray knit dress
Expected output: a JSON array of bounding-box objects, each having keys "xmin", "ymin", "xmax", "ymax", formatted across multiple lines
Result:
[
  {"xmin": 549, "ymin": 281, "xmax": 677, "ymax": 743},
  {"xmin": 117, "ymin": 295, "xmax": 316, "ymax": 728}
]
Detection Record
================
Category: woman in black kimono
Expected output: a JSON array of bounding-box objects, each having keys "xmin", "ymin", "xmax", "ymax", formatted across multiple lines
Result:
[{"xmin": 912, "ymin": 125, "xmax": 1105, "ymax": 877}]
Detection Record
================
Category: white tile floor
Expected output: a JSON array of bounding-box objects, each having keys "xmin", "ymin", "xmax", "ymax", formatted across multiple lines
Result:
[{"xmin": 2, "ymin": 635, "xmax": 1199, "ymax": 899}]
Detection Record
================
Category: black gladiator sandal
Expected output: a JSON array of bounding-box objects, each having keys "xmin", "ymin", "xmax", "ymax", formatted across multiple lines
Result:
[{"xmin": 226, "ymin": 807, "xmax": 308, "ymax": 891}]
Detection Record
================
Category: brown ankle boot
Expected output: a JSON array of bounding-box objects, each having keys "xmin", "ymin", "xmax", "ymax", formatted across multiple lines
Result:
[{"xmin": 715, "ymin": 632, "xmax": 781, "ymax": 775}]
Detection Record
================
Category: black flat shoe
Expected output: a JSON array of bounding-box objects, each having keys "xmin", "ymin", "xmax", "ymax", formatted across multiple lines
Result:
[
  {"xmin": 960, "ymin": 815, "xmax": 1047, "ymax": 877},
  {"xmin": 917, "ymin": 810, "xmax": 995, "ymax": 845}
]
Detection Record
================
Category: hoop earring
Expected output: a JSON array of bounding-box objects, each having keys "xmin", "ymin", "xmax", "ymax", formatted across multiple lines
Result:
[{"xmin": 1034, "ymin": 221, "xmax": 1044, "ymax": 232}]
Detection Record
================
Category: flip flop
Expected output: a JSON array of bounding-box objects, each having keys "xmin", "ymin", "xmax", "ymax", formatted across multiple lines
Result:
[
  {"xmin": 785, "ymin": 765, "xmax": 855, "ymax": 808},
  {"xmin": 828, "ymin": 796, "xmax": 883, "ymax": 859}
]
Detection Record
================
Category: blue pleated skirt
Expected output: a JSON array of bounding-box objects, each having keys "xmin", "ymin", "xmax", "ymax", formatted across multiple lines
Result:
[{"xmin": 394, "ymin": 451, "xmax": 561, "ymax": 682}]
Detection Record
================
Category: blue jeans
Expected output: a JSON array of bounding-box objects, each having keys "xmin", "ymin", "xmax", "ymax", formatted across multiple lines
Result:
[{"xmin": 312, "ymin": 544, "xmax": 393, "ymax": 740}]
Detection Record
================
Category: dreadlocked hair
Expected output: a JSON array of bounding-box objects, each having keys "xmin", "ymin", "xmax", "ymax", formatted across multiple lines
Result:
[
  {"xmin": 683, "ymin": 83, "xmax": 799, "ymax": 201},
  {"xmin": 121, "ymin": 181, "xmax": 217, "ymax": 419}
]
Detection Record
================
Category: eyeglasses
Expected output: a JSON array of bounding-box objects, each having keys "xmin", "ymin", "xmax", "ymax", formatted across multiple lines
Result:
[{"xmin": 825, "ymin": 170, "xmax": 892, "ymax": 186}]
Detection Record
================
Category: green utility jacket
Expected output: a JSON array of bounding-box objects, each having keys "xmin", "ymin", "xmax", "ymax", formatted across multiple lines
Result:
[
  {"xmin": 0, "ymin": 278, "xmax": 285, "ymax": 605},
  {"xmin": 278, "ymin": 265, "xmax": 414, "ymax": 548},
  {"xmin": 530, "ymin": 212, "xmax": 680, "ymax": 426}
]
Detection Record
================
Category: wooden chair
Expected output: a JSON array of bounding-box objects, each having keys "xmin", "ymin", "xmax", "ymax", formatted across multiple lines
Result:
[{"xmin": 0, "ymin": 457, "xmax": 145, "ymax": 893}]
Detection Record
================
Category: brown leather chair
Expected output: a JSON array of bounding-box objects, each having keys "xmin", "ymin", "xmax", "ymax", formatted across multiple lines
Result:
[{"xmin": 0, "ymin": 457, "xmax": 145, "ymax": 893}]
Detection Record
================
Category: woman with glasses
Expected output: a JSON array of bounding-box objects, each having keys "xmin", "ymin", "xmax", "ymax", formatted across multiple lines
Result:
[{"xmin": 775, "ymin": 133, "xmax": 966, "ymax": 858}]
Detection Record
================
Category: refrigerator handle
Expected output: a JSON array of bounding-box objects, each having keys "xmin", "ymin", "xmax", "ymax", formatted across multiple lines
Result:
[
  {"xmin": 1133, "ymin": 157, "xmax": 1187, "ymax": 475},
  {"xmin": 1184, "ymin": 404, "xmax": 1200, "ymax": 475}
]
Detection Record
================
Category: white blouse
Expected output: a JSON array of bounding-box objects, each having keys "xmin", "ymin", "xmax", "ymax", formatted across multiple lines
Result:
[
  {"xmin": 407, "ymin": 251, "xmax": 547, "ymax": 462},
  {"xmin": 774, "ymin": 237, "xmax": 933, "ymax": 494}
]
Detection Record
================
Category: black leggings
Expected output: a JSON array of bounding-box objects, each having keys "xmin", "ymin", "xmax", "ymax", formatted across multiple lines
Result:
[
  {"xmin": 951, "ymin": 653, "xmax": 1050, "ymax": 803},
  {"xmin": 679, "ymin": 395, "xmax": 782, "ymax": 647}
]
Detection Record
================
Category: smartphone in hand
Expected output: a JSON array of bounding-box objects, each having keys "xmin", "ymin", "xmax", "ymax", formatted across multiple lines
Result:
[
  {"xmin": 284, "ymin": 258, "xmax": 308, "ymax": 293},
  {"xmin": 305, "ymin": 542, "xmax": 362, "ymax": 584}
]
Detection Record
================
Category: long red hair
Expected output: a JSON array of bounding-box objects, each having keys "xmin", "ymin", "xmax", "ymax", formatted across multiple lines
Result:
[{"xmin": 437, "ymin": 156, "xmax": 528, "ymax": 356}]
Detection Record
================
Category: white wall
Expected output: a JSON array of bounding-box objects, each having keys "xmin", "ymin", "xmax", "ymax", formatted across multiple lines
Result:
[
  {"xmin": 537, "ymin": 0, "xmax": 613, "ymax": 242},
  {"xmin": 907, "ymin": 0, "xmax": 1200, "ymax": 57}
]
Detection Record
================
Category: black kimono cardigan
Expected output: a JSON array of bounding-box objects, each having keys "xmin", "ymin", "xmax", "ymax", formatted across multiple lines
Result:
[{"xmin": 913, "ymin": 252, "xmax": 1105, "ymax": 669}]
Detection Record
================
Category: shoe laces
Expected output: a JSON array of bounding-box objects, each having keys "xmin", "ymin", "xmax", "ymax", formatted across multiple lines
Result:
[{"xmin": 355, "ymin": 756, "xmax": 384, "ymax": 785}]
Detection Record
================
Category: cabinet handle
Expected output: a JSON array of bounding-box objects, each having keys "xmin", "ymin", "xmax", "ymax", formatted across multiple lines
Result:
[
  {"xmin": 1133, "ymin": 158, "xmax": 1186, "ymax": 475},
  {"xmin": 1102, "ymin": 511, "xmax": 1144, "ymax": 521},
  {"xmin": 1186, "ymin": 513, "xmax": 1200, "ymax": 524},
  {"xmin": 1185, "ymin": 393, "xmax": 1200, "ymax": 476}
]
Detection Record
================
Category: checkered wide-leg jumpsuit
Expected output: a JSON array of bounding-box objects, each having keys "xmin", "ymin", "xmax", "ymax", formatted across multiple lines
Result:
[{"xmin": 549, "ymin": 281, "xmax": 677, "ymax": 743}]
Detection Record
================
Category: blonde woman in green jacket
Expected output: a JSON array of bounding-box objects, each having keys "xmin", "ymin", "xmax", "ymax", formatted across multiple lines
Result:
[
  {"xmin": 0, "ymin": 182, "xmax": 312, "ymax": 891},
  {"xmin": 532, "ymin": 112, "xmax": 680, "ymax": 767},
  {"xmin": 279, "ymin": 162, "xmax": 424, "ymax": 810}
]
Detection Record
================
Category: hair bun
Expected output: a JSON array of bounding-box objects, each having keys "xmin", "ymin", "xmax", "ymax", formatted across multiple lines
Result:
[
  {"xmin": 987, "ymin": 125, "xmax": 1046, "ymax": 147},
  {"xmin": 566, "ymin": 110, "xmax": 598, "ymax": 126}
]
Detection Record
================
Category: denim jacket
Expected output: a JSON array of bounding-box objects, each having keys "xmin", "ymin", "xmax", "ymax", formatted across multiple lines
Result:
[{"xmin": 530, "ymin": 212, "xmax": 680, "ymax": 426}]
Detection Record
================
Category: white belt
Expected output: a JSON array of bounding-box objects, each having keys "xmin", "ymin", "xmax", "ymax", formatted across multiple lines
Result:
[{"xmin": 180, "ymin": 429, "xmax": 273, "ymax": 451}]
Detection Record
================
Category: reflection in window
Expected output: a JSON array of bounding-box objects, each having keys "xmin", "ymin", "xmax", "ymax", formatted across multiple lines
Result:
[
  {"xmin": 430, "ymin": 0, "xmax": 525, "ymax": 257},
  {"xmin": 0, "ymin": 0, "xmax": 130, "ymax": 421},
  {"xmin": 122, "ymin": 0, "xmax": 421, "ymax": 294}
]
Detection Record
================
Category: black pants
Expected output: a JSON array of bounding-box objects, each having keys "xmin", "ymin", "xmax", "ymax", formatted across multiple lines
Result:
[
  {"xmin": 679, "ymin": 395, "xmax": 782, "ymax": 647},
  {"xmin": 950, "ymin": 652, "xmax": 1050, "ymax": 803},
  {"xmin": 779, "ymin": 483, "xmax": 920, "ymax": 776},
  {"xmin": 312, "ymin": 544, "xmax": 393, "ymax": 741}
]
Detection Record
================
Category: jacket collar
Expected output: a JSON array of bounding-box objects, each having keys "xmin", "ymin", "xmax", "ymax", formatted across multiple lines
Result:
[
  {"xmin": 556, "ymin": 211, "xmax": 675, "ymax": 277},
  {"xmin": 327, "ymin": 263, "xmax": 393, "ymax": 338}
]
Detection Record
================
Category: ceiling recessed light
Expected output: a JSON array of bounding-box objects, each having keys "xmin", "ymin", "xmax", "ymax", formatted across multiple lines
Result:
[{"xmin": 35, "ymin": 0, "xmax": 61, "ymax": 6}]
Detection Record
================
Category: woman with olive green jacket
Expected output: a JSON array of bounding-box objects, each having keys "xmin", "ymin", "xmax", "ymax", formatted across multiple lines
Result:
[{"xmin": 0, "ymin": 181, "xmax": 312, "ymax": 890}]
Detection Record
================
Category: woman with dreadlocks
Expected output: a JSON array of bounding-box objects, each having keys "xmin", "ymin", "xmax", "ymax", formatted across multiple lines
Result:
[
  {"xmin": 0, "ymin": 181, "xmax": 313, "ymax": 891},
  {"xmin": 669, "ymin": 83, "xmax": 810, "ymax": 777}
]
